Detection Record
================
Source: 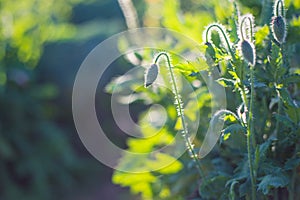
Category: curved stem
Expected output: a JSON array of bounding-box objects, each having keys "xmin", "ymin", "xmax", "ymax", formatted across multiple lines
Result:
[
  {"xmin": 240, "ymin": 16, "xmax": 254, "ymax": 42},
  {"xmin": 205, "ymin": 24, "xmax": 235, "ymax": 60},
  {"xmin": 276, "ymin": 0, "xmax": 285, "ymax": 17},
  {"xmin": 154, "ymin": 52, "xmax": 204, "ymax": 177},
  {"xmin": 247, "ymin": 66, "xmax": 256, "ymax": 200}
]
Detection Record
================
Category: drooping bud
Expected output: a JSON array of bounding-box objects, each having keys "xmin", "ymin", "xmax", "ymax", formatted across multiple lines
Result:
[
  {"xmin": 144, "ymin": 63, "xmax": 158, "ymax": 87},
  {"xmin": 239, "ymin": 40, "xmax": 256, "ymax": 66},
  {"xmin": 271, "ymin": 16, "xmax": 286, "ymax": 44},
  {"xmin": 271, "ymin": 0, "xmax": 287, "ymax": 44},
  {"xmin": 238, "ymin": 14, "xmax": 256, "ymax": 66},
  {"xmin": 238, "ymin": 14, "xmax": 255, "ymax": 42}
]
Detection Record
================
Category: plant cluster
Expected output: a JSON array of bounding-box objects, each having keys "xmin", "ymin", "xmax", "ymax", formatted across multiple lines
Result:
[{"xmin": 108, "ymin": 0, "xmax": 300, "ymax": 199}]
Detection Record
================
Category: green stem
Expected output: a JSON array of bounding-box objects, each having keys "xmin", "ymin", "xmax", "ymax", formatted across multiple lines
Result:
[
  {"xmin": 154, "ymin": 52, "xmax": 204, "ymax": 177},
  {"xmin": 247, "ymin": 66, "xmax": 256, "ymax": 200},
  {"xmin": 240, "ymin": 16, "xmax": 254, "ymax": 42},
  {"xmin": 275, "ymin": 100, "xmax": 282, "ymax": 139},
  {"xmin": 281, "ymin": 43, "xmax": 289, "ymax": 69},
  {"xmin": 205, "ymin": 24, "xmax": 235, "ymax": 60},
  {"xmin": 273, "ymin": 97, "xmax": 283, "ymax": 200},
  {"xmin": 275, "ymin": 0, "xmax": 285, "ymax": 17}
]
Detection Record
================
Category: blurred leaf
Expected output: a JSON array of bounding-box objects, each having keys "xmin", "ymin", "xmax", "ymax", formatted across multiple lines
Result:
[
  {"xmin": 221, "ymin": 123, "xmax": 245, "ymax": 142},
  {"xmin": 217, "ymin": 78, "xmax": 235, "ymax": 87},
  {"xmin": 258, "ymin": 172, "xmax": 289, "ymax": 195},
  {"xmin": 255, "ymin": 25, "xmax": 270, "ymax": 47},
  {"xmin": 199, "ymin": 175, "xmax": 230, "ymax": 199}
]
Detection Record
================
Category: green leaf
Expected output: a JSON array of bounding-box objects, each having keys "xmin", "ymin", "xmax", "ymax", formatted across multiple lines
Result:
[
  {"xmin": 112, "ymin": 171, "xmax": 156, "ymax": 198},
  {"xmin": 282, "ymin": 74, "xmax": 300, "ymax": 85},
  {"xmin": 229, "ymin": 180, "xmax": 239, "ymax": 200},
  {"xmin": 285, "ymin": 157, "xmax": 300, "ymax": 170},
  {"xmin": 175, "ymin": 58, "xmax": 209, "ymax": 75},
  {"xmin": 273, "ymin": 114, "xmax": 296, "ymax": 130},
  {"xmin": 134, "ymin": 52, "xmax": 143, "ymax": 62},
  {"xmin": 217, "ymin": 78, "xmax": 235, "ymax": 87},
  {"xmin": 146, "ymin": 153, "xmax": 183, "ymax": 174},
  {"xmin": 285, "ymin": 106, "xmax": 300, "ymax": 124},
  {"xmin": 255, "ymin": 25, "xmax": 270, "ymax": 47},
  {"xmin": 221, "ymin": 124, "xmax": 245, "ymax": 141},
  {"xmin": 199, "ymin": 175, "xmax": 230, "ymax": 199},
  {"xmin": 258, "ymin": 172, "xmax": 289, "ymax": 195},
  {"xmin": 223, "ymin": 114, "xmax": 238, "ymax": 123},
  {"xmin": 277, "ymin": 88, "xmax": 297, "ymax": 107},
  {"xmin": 239, "ymin": 178, "xmax": 251, "ymax": 197},
  {"xmin": 255, "ymin": 137, "xmax": 277, "ymax": 173}
]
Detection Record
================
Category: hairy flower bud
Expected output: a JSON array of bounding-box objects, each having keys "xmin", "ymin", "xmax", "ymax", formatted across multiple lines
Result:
[
  {"xmin": 271, "ymin": 16, "xmax": 287, "ymax": 44},
  {"xmin": 240, "ymin": 40, "xmax": 256, "ymax": 66},
  {"xmin": 144, "ymin": 63, "xmax": 158, "ymax": 87}
]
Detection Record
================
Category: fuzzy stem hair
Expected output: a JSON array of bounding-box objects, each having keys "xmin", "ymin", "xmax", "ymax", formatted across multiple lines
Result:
[
  {"xmin": 274, "ymin": 0, "xmax": 285, "ymax": 17},
  {"xmin": 154, "ymin": 52, "xmax": 204, "ymax": 177},
  {"xmin": 203, "ymin": 23, "xmax": 235, "ymax": 59},
  {"xmin": 239, "ymin": 14, "xmax": 255, "ymax": 42}
]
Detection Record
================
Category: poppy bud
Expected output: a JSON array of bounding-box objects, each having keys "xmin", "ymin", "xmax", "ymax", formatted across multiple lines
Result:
[
  {"xmin": 271, "ymin": 16, "xmax": 287, "ymax": 44},
  {"xmin": 240, "ymin": 40, "xmax": 256, "ymax": 66},
  {"xmin": 144, "ymin": 63, "xmax": 158, "ymax": 87}
]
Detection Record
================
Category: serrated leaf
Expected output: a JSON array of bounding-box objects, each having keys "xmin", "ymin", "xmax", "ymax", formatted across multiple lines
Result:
[
  {"xmin": 223, "ymin": 114, "xmax": 238, "ymax": 123},
  {"xmin": 273, "ymin": 114, "xmax": 296, "ymax": 130},
  {"xmin": 221, "ymin": 124, "xmax": 245, "ymax": 141},
  {"xmin": 146, "ymin": 153, "xmax": 183, "ymax": 174},
  {"xmin": 228, "ymin": 70, "xmax": 240, "ymax": 82},
  {"xmin": 282, "ymin": 74, "xmax": 300, "ymax": 85},
  {"xmin": 217, "ymin": 78, "xmax": 235, "ymax": 87},
  {"xmin": 229, "ymin": 180, "xmax": 239, "ymax": 200},
  {"xmin": 256, "ymin": 137, "xmax": 276, "ymax": 168},
  {"xmin": 199, "ymin": 175, "xmax": 229, "ymax": 199},
  {"xmin": 255, "ymin": 25, "xmax": 270, "ymax": 47},
  {"xmin": 277, "ymin": 88, "xmax": 297, "ymax": 107},
  {"xmin": 112, "ymin": 169, "xmax": 157, "ymax": 199},
  {"xmin": 285, "ymin": 106, "xmax": 300, "ymax": 124},
  {"xmin": 239, "ymin": 178, "xmax": 251, "ymax": 197},
  {"xmin": 258, "ymin": 172, "xmax": 289, "ymax": 195},
  {"xmin": 284, "ymin": 157, "xmax": 300, "ymax": 170},
  {"xmin": 175, "ymin": 58, "xmax": 209, "ymax": 75}
]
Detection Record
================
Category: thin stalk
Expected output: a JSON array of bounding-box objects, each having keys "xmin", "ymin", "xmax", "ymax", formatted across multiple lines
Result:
[
  {"xmin": 240, "ymin": 16, "xmax": 254, "ymax": 42},
  {"xmin": 239, "ymin": 14, "xmax": 256, "ymax": 199},
  {"xmin": 281, "ymin": 43, "xmax": 288, "ymax": 69},
  {"xmin": 273, "ymin": 37, "xmax": 286, "ymax": 200},
  {"xmin": 205, "ymin": 24, "xmax": 235, "ymax": 60},
  {"xmin": 275, "ymin": 100, "xmax": 283, "ymax": 140},
  {"xmin": 275, "ymin": 0, "xmax": 285, "ymax": 17},
  {"xmin": 247, "ymin": 66, "xmax": 256, "ymax": 200},
  {"xmin": 154, "ymin": 52, "xmax": 204, "ymax": 177}
]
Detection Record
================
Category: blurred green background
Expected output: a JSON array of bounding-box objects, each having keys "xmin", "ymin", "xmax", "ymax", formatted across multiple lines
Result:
[{"xmin": 0, "ymin": 0, "xmax": 138, "ymax": 199}]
